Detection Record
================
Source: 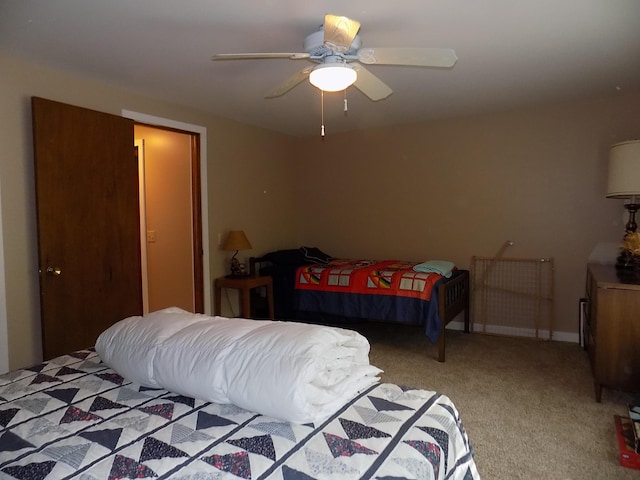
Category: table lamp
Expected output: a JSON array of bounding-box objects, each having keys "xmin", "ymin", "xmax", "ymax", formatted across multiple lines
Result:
[
  {"xmin": 606, "ymin": 140, "xmax": 640, "ymax": 235},
  {"xmin": 222, "ymin": 230, "xmax": 252, "ymax": 277},
  {"xmin": 606, "ymin": 140, "xmax": 640, "ymax": 270}
]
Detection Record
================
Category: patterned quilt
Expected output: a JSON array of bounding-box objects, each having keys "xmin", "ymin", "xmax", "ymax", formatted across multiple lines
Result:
[
  {"xmin": 0, "ymin": 349, "xmax": 480, "ymax": 480},
  {"xmin": 296, "ymin": 260, "xmax": 443, "ymax": 301},
  {"xmin": 295, "ymin": 260, "xmax": 450, "ymax": 342}
]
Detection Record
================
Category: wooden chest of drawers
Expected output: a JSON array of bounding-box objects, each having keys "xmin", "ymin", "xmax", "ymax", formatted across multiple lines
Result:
[{"xmin": 584, "ymin": 264, "xmax": 640, "ymax": 401}]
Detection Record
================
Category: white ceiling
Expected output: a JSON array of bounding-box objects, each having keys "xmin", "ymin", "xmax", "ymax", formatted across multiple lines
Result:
[{"xmin": 1, "ymin": 1, "xmax": 639, "ymax": 137}]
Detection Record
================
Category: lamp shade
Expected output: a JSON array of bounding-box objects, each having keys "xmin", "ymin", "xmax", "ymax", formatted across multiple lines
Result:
[
  {"xmin": 606, "ymin": 140, "xmax": 640, "ymax": 198},
  {"xmin": 222, "ymin": 230, "xmax": 252, "ymax": 251},
  {"xmin": 309, "ymin": 64, "xmax": 357, "ymax": 92}
]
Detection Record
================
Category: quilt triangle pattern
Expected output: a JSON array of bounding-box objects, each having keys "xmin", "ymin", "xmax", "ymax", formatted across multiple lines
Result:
[
  {"xmin": 138, "ymin": 403, "xmax": 174, "ymax": 420},
  {"xmin": 201, "ymin": 451, "xmax": 251, "ymax": 479},
  {"xmin": 78, "ymin": 360, "xmax": 102, "ymax": 371},
  {"xmin": 1, "ymin": 460, "xmax": 56, "ymax": 480},
  {"xmin": 281, "ymin": 464, "xmax": 317, "ymax": 480},
  {"xmin": 170, "ymin": 423, "xmax": 213, "ymax": 445},
  {"xmin": 166, "ymin": 394, "xmax": 195, "ymax": 408},
  {"xmin": 42, "ymin": 443, "xmax": 91, "ymax": 469},
  {"xmin": 0, "ymin": 430, "xmax": 35, "ymax": 452},
  {"xmin": 0, "ymin": 407, "xmax": 20, "ymax": 427},
  {"xmin": 46, "ymin": 387, "xmax": 80, "ymax": 404},
  {"xmin": 418, "ymin": 426, "xmax": 449, "ymax": 471},
  {"xmin": 15, "ymin": 397, "xmax": 51, "ymax": 414},
  {"xmin": 393, "ymin": 456, "xmax": 433, "ymax": 479},
  {"xmin": 116, "ymin": 387, "xmax": 152, "ymax": 403},
  {"xmin": 96, "ymin": 372, "xmax": 124, "ymax": 385},
  {"xmin": 250, "ymin": 421, "xmax": 296, "ymax": 442},
  {"xmin": 353, "ymin": 406, "xmax": 401, "ymax": 425},
  {"xmin": 227, "ymin": 434, "xmax": 276, "ymax": 461},
  {"xmin": 367, "ymin": 396, "xmax": 414, "ymax": 412},
  {"xmin": 139, "ymin": 386, "xmax": 162, "ymax": 392},
  {"xmin": 323, "ymin": 432, "xmax": 378, "ymax": 458},
  {"xmin": 140, "ymin": 437, "xmax": 189, "ymax": 462},
  {"xmin": 109, "ymin": 454, "xmax": 156, "ymax": 480},
  {"xmin": 90, "ymin": 396, "xmax": 127, "ymax": 412},
  {"xmin": 303, "ymin": 447, "xmax": 359, "ymax": 476},
  {"xmin": 60, "ymin": 405, "xmax": 102, "ymax": 424},
  {"xmin": 80, "ymin": 428, "xmax": 124, "ymax": 451},
  {"xmin": 0, "ymin": 355, "xmax": 479, "ymax": 480},
  {"xmin": 111, "ymin": 414, "xmax": 151, "ymax": 433},
  {"xmin": 404, "ymin": 440, "xmax": 441, "ymax": 478},
  {"xmin": 28, "ymin": 417, "xmax": 66, "ymax": 437},
  {"xmin": 196, "ymin": 411, "xmax": 236, "ymax": 430},
  {"xmin": 25, "ymin": 363, "xmax": 46, "ymax": 374},
  {"xmin": 0, "ymin": 370, "xmax": 25, "ymax": 382},
  {"xmin": 75, "ymin": 378, "xmax": 103, "ymax": 393},
  {"xmin": 30, "ymin": 373, "xmax": 61, "ymax": 385},
  {"xmin": 339, "ymin": 418, "xmax": 391, "ymax": 440},
  {"xmin": 55, "ymin": 366, "xmax": 85, "ymax": 377},
  {"xmin": 1, "ymin": 382, "xmax": 34, "ymax": 397}
]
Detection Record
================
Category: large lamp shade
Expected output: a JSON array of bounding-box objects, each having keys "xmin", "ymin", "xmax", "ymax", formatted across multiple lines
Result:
[
  {"xmin": 606, "ymin": 140, "xmax": 640, "ymax": 198},
  {"xmin": 607, "ymin": 140, "xmax": 640, "ymax": 236}
]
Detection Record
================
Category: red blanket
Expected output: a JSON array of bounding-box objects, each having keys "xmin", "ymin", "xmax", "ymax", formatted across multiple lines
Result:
[{"xmin": 296, "ymin": 259, "xmax": 443, "ymax": 301}]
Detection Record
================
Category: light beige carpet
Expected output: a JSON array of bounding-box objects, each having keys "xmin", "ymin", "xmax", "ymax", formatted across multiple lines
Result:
[{"xmin": 358, "ymin": 323, "xmax": 640, "ymax": 480}]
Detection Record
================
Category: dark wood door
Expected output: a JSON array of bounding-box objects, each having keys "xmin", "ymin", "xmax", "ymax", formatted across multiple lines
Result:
[{"xmin": 32, "ymin": 97, "xmax": 143, "ymax": 360}]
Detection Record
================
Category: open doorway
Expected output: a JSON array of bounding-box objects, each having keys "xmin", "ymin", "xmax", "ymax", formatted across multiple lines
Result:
[
  {"xmin": 123, "ymin": 110, "xmax": 210, "ymax": 314},
  {"xmin": 135, "ymin": 124, "xmax": 203, "ymax": 314}
]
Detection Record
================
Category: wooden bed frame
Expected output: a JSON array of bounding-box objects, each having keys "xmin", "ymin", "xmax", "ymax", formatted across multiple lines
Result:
[
  {"xmin": 437, "ymin": 269, "xmax": 470, "ymax": 361},
  {"xmin": 250, "ymin": 257, "xmax": 470, "ymax": 362}
]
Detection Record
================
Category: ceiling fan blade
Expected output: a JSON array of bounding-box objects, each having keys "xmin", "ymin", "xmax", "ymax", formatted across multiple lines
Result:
[
  {"xmin": 357, "ymin": 48, "xmax": 458, "ymax": 68},
  {"xmin": 352, "ymin": 65, "xmax": 393, "ymax": 101},
  {"xmin": 323, "ymin": 14, "xmax": 361, "ymax": 52},
  {"xmin": 212, "ymin": 52, "xmax": 310, "ymax": 61},
  {"xmin": 265, "ymin": 67, "xmax": 313, "ymax": 98}
]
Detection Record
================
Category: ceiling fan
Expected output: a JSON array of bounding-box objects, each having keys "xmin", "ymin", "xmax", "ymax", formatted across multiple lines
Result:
[{"xmin": 212, "ymin": 14, "xmax": 458, "ymax": 101}]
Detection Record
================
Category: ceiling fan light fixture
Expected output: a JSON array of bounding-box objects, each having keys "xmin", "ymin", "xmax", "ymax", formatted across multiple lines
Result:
[{"xmin": 309, "ymin": 64, "xmax": 357, "ymax": 92}]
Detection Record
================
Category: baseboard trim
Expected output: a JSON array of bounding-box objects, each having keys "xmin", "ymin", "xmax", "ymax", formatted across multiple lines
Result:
[{"xmin": 446, "ymin": 321, "xmax": 579, "ymax": 343}]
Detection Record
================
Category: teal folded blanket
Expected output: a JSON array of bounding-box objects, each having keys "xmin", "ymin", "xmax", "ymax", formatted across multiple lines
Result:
[{"xmin": 413, "ymin": 260, "xmax": 455, "ymax": 278}]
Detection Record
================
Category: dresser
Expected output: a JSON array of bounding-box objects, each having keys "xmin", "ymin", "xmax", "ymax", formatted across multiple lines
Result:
[{"xmin": 584, "ymin": 264, "xmax": 640, "ymax": 402}]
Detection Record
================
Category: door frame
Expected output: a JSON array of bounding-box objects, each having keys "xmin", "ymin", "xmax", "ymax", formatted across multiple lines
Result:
[
  {"xmin": 0, "ymin": 179, "xmax": 9, "ymax": 373},
  {"xmin": 123, "ymin": 110, "xmax": 211, "ymax": 314}
]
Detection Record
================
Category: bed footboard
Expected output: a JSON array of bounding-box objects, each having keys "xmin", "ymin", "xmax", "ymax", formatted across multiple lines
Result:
[{"xmin": 437, "ymin": 269, "xmax": 471, "ymax": 362}]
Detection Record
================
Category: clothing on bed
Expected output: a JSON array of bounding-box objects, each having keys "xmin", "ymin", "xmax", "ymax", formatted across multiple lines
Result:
[
  {"xmin": 0, "ymin": 349, "xmax": 480, "ymax": 479},
  {"xmin": 257, "ymin": 247, "xmax": 333, "ymax": 319},
  {"xmin": 413, "ymin": 259, "xmax": 456, "ymax": 278}
]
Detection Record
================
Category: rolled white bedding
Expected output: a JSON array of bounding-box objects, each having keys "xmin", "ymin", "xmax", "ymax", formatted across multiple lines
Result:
[{"xmin": 95, "ymin": 307, "xmax": 382, "ymax": 423}]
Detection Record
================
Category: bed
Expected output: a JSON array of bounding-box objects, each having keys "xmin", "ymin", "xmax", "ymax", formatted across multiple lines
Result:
[
  {"xmin": 0, "ymin": 309, "xmax": 480, "ymax": 480},
  {"xmin": 251, "ymin": 248, "xmax": 470, "ymax": 362}
]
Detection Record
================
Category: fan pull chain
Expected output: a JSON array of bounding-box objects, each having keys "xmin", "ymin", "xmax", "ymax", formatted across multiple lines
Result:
[
  {"xmin": 344, "ymin": 91, "xmax": 348, "ymax": 115},
  {"xmin": 320, "ymin": 90, "xmax": 325, "ymax": 139}
]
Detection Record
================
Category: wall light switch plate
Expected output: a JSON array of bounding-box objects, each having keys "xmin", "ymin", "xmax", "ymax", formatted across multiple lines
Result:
[{"xmin": 147, "ymin": 230, "xmax": 156, "ymax": 243}]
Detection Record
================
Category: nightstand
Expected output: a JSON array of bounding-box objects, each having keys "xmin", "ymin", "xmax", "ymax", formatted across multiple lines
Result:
[{"xmin": 214, "ymin": 275, "xmax": 274, "ymax": 320}]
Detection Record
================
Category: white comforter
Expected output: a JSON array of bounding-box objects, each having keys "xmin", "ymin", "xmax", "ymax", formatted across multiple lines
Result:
[{"xmin": 95, "ymin": 308, "xmax": 382, "ymax": 423}]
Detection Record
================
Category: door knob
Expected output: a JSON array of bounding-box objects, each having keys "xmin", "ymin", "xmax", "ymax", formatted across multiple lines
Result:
[{"xmin": 46, "ymin": 266, "xmax": 62, "ymax": 275}]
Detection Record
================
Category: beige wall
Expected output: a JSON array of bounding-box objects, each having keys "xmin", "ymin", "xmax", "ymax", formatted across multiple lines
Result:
[
  {"xmin": 294, "ymin": 93, "xmax": 640, "ymax": 335},
  {"xmin": 1, "ymin": 51, "xmax": 638, "ymax": 368},
  {"xmin": 0, "ymin": 53, "xmax": 299, "ymax": 369}
]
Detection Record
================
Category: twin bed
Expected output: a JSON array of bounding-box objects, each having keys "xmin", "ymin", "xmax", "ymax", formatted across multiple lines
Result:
[
  {"xmin": 0, "ymin": 308, "xmax": 480, "ymax": 479},
  {"xmin": 251, "ymin": 248, "xmax": 470, "ymax": 362}
]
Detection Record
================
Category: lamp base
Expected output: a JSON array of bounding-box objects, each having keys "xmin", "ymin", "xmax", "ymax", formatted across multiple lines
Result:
[
  {"xmin": 228, "ymin": 255, "xmax": 248, "ymax": 277},
  {"xmin": 625, "ymin": 203, "xmax": 640, "ymax": 234}
]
